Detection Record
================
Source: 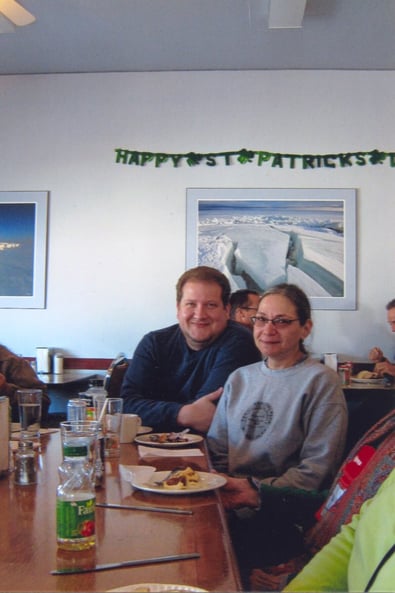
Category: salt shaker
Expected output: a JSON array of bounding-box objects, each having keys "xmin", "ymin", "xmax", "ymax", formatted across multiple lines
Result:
[
  {"xmin": 53, "ymin": 353, "xmax": 64, "ymax": 374},
  {"xmin": 14, "ymin": 440, "xmax": 37, "ymax": 485}
]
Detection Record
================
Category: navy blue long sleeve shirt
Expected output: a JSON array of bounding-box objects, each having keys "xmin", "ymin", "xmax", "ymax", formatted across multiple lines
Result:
[{"xmin": 121, "ymin": 321, "xmax": 261, "ymax": 431}]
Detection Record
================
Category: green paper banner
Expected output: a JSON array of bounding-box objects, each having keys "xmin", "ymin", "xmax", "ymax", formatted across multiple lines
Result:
[{"xmin": 114, "ymin": 148, "xmax": 395, "ymax": 169}]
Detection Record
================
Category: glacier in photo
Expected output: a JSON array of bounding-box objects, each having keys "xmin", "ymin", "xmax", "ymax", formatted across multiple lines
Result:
[{"xmin": 198, "ymin": 200, "xmax": 345, "ymax": 297}]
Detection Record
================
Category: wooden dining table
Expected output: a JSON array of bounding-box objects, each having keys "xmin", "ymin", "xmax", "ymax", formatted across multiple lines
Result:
[{"xmin": 0, "ymin": 431, "xmax": 242, "ymax": 592}]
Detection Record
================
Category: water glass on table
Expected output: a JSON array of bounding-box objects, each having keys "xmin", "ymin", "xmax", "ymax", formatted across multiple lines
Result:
[
  {"xmin": 101, "ymin": 398, "xmax": 123, "ymax": 458},
  {"xmin": 60, "ymin": 420, "xmax": 101, "ymax": 464},
  {"xmin": 17, "ymin": 389, "xmax": 42, "ymax": 441}
]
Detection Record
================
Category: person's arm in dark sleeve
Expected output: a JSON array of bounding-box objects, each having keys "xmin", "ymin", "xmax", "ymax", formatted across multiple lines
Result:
[
  {"xmin": 121, "ymin": 326, "xmax": 260, "ymax": 432},
  {"xmin": 0, "ymin": 357, "xmax": 50, "ymax": 421},
  {"xmin": 120, "ymin": 334, "xmax": 184, "ymax": 431}
]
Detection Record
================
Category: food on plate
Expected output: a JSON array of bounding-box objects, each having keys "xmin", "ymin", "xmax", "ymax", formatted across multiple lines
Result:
[
  {"xmin": 163, "ymin": 467, "xmax": 200, "ymax": 490},
  {"xmin": 356, "ymin": 370, "xmax": 379, "ymax": 379},
  {"xmin": 149, "ymin": 432, "xmax": 189, "ymax": 444}
]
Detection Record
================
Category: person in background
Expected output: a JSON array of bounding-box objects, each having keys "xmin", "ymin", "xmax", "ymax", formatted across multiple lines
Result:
[
  {"xmin": 121, "ymin": 266, "xmax": 261, "ymax": 433},
  {"xmin": 229, "ymin": 289, "xmax": 261, "ymax": 330},
  {"xmin": 207, "ymin": 283, "xmax": 347, "ymax": 584},
  {"xmin": 0, "ymin": 344, "xmax": 50, "ymax": 422},
  {"xmin": 284, "ymin": 466, "xmax": 395, "ymax": 592},
  {"xmin": 369, "ymin": 298, "xmax": 395, "ymax": 378}
]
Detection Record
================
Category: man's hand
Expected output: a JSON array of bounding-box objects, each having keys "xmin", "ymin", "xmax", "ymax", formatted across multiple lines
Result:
[
  {"xmin": 374, "ymin": 359, "xmax": 395, "ymax": 378},
  {"xmin": 369, "ymin": 346, "xmax": 385, "ymax": 362},
  {"xmin": 218, "ymin": 475, "xmax": 260, "ymax": 510},
  {"xmin": 177, "ymin": 387, "xmax": 223, "ymax": 433}
]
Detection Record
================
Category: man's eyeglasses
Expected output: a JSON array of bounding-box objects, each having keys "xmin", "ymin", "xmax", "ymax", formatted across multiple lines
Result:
[{"xmin": 251, "ymin": 316, "xmax": 299, "ymax": 328}]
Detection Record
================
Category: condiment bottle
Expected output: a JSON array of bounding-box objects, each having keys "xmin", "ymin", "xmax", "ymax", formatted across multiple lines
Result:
[
  {"xmin": 56, "ymin": 441, "xmax": 96, "ymax": 550},
  {"xmin": 0, "ymin": 396, "xmax": 10, "ymax": 477}
]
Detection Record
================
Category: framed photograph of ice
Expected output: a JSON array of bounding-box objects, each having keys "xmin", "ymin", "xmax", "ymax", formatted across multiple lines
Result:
[
  {"xmin": 186, "ymin": 188, "xmax": 356, "ymax": 310},
  {"xmin": 0, "ymin": 191, "xmax": 48, "ymax": 308}
]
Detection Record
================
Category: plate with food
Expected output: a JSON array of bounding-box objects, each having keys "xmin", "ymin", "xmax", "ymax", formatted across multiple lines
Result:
[
  {"xmin": 134, "ymin": 432, "xmax": 203, "ymax": 448},
  {"xmin": 107, "ymin": 584, "xmax": 207, "ymax": 592},
  {"xmin": 130, "ymin": 466, "xmax": 227, "ymax": 495},
  {"xmin": 351, "ymin": 370, "xmax": 384, "ymax": 384}
]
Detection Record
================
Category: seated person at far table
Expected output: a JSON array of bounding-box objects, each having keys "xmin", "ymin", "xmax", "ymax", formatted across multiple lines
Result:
[
  {"xmin": 207, "ymin": 283, "xmax": 348, "ymax": 583},
  {"xmin": 284, "ymin": 466, "xmax": 395, "ymax": 593},
  {"xmin": 229, "ymin": 289, "xmax": 260, "ymax": 330},
  {"xmin": 121, "ymin": 266, "xmax": 261, "ymax": 433},
  {"xmin": 369, "ymin": 298, "xmax": 395, "ymax": 379},
  {"xmin": 0, "ymin": 344, "xmax": 50, "ymax": 422}
]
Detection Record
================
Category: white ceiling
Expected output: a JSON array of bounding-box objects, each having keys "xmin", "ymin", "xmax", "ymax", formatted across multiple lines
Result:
[{"xmin": 1, "ymin": 0, "xmax": 395, "ymax": 75}]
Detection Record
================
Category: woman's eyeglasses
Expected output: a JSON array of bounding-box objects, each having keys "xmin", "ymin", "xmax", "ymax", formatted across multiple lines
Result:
[{"xmin": 251, "ymin": 316, "xmax": 299, "ymax": 328}]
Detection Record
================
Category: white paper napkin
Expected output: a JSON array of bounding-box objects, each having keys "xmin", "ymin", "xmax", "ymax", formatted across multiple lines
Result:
[
  {"xmin": 119, "ymin": 464, "xmax": 156, "ymax": 483},
  {"xmin": 138, "ymin": 445, "xmax": 204, "ymax": 458},
  {"xmin": 10, "ymin": 426, "xmax": 59, "ymax": 441}
]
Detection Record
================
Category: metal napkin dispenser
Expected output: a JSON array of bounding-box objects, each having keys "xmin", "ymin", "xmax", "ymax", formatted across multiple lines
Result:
[{"xmin": 36, "ymin": 347, "xmax": 50, "ymax": 374}]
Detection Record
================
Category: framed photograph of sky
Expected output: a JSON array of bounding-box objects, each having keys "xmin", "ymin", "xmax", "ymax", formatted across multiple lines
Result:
[
  {"xmin": 0, "ymin": 191, "xmax": 48, "ymax": 308},
  {"xmin": 186, "ymin": 188, "xmax": 356, "ymax": 310}
]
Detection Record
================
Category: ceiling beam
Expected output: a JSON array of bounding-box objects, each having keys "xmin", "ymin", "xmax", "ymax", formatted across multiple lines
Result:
[{"xmin": 267, "ymin": 0, "xmax": 307, "ymax": 29}]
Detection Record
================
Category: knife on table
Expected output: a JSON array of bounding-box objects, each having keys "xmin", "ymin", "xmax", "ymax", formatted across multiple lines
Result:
[
  {"xmin": 51, "ymin": 552, "xmax": 200, "ymax": 575},
  {"xmin": 96, "ymin": 502, "xmax": 193, "ymax": 515}
]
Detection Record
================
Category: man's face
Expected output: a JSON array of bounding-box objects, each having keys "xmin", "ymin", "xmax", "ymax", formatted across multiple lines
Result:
[
  {"xmin": 234, "ymin": 293, "xmax": 260, "ymax": 329},
  {"xmin": 387, "ymin": 307, "xmax": 395, "ymax": 332},
  {"xmin": 177, "ymin": 280, "xmax": 230, "ymax": 351}
]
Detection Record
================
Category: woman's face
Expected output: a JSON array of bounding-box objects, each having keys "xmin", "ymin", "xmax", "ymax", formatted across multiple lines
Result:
[{"xmin": 253, "ymin": 294, "xmax": 312, "ymax": 368}]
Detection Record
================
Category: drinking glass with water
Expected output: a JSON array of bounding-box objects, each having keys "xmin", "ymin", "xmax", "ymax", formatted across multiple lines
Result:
[{"xmin": 17, "ymin": 389, "xmax": 42, "ymax": 441}]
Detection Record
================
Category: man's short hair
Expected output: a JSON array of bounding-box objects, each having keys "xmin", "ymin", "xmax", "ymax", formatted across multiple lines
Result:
[
  {"xmin": 176, "ymin": 266, "xmax": 231, "ymax": 306},
  {"xmin": 229, "ymin": 289, "xmax": 260, "ymax": 318},
  {"xmin": 386, "ymin": 298, "xmax": 395, "ymax": 311}
]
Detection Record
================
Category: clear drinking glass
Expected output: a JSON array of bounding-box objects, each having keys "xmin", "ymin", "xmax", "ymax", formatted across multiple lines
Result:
[
  {"xmin": 101, "ymin": 398, "xmax": 123, "ymax": 458},
  {"xmin": 59, "ymin": 420, "xmax": 101, "ymax": 466},
  {"xmin": 17, "ymin": 389, "xmax": 42, "ymax": 441}
]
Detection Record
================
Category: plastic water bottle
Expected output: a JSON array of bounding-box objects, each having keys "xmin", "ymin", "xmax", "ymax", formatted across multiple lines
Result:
[{"xmin": 56, "ymin": 440, "xmax": 96, "ymax": 550}]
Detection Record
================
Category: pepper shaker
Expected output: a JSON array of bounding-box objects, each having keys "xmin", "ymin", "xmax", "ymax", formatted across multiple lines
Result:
[{"xmin": 14, "ymin": 440, "xmax": 37, "ymax": 485}]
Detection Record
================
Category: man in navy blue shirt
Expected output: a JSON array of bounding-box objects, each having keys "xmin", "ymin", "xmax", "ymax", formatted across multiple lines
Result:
[{"xmin": 121, "ymin": 266, "xmax": 261, "ymax": 433}]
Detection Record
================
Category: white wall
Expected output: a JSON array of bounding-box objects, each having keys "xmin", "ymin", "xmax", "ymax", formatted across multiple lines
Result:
[{"xmin": 0, "ymin": 70, "xmax": 394, "ymax": 362}]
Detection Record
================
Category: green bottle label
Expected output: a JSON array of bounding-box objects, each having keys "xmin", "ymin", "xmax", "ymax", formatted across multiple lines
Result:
[
  {"xmin": 56, "ymin": 497, "xmax": 95, "ymax": 540},
  {"xmin": 63, "ymin": 445, "xmax": 88, "ymax": 457}
]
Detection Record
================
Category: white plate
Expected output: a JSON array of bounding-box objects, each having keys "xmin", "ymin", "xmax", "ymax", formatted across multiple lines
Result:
[
  {"xmin": 351, "ymin": 377, "xmax": 385, "ymax": 384},
  {"xmin": 137, "ymin": 426, "xmax": 153, "ymax": 435},
  {"xmin": 107, "ymin": 584, "xmax": 207, "ymax": 592},
  {"xmin": 131, "ymin": 470, "xmax": 227, "ymax": 495},
  {"xmin": 134, "ymin": 433, "xmax": 203, "ymax": 448}
]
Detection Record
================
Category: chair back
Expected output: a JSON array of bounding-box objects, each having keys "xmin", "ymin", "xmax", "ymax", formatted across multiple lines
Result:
[
  {"xmin": 251, "ymin": 408, "xmax": 395, "ymax": 591},
  {"xmin": 104, "ymin": 355, "xmax": 129, "ymax": 398},
  {"xmin": 306, "ymin": 407, "xmax": 395, "ymax": 554}
]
